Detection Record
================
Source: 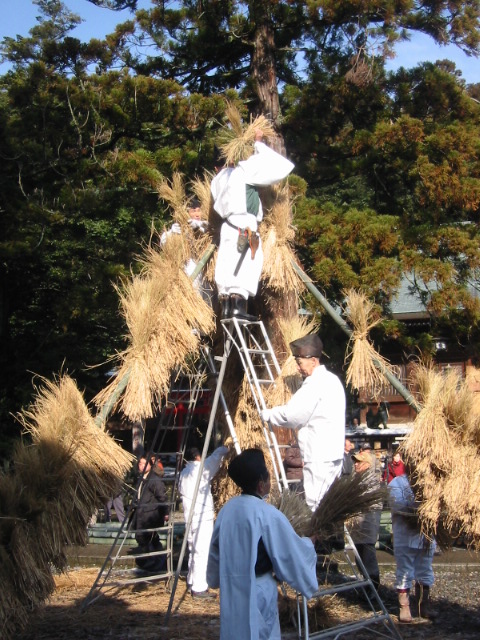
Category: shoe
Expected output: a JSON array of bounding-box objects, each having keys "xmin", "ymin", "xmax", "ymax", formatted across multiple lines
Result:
[
  {"xmin": 230, "ymin": 294, "xmax": 257, "ymax": 321},
  {"xmin": 220, "ymin": 295, "xmax": 231, "ymax": 320},
  {"xmin": 191, "ymin": 590, "xmax": 217, "ymax": 599}
]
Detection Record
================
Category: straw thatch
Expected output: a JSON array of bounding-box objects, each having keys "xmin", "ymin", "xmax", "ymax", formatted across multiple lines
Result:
[
  {"xmin": 94, "ymin": 240, "xmax": 215, "ymax": 421},
  {"xmin": 263, "ymin": 314, "xmax": 319, "ymax": 407},
  {"xmin": 217, "ymin": 103, "xmax": 277, "ymax": 166},
  {"xmin": 401, "ymin": 365, "xmax": 480, "ymax": 549},
  {"xmin": 343, "ymin": 289, "xmax": 393, "ymax": 398},
  {"xmin": 0, "ymin": 374, "xmax": 133, "ymax": 639},
  {"xmin": 261, "ymin": 184, "xmax": 304, "ymax": 295}
]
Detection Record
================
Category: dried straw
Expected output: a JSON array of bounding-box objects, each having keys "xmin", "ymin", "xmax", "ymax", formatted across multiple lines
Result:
[
  {"xmin": 401, "ymin": 364, "xmax": 480, "ymax": 548},
  {"xmin": 218, "ymin": 103, "xmax": 276, "ymax": 166},
  {"xmin": 156, "ymin": 172, "xmax": 189, "ymax": 225},
  {"xmin": 311, "ymin": 472, "xmax": 387, "ymax": 541},
  {"xmin": 270, "ymin": 489, "xmax": 313, "ymax": 537},
  {"xmin": 263, "ymin": 314, "xmax": 319, "ymax": 407},
  {"xmin": 261, "ymin": 184, "xmax": 303, "ymax": 294},
  {"xmin": 94, "ymin": 240, "xmax": 215, "ymax": 421},
  {"xmin": 343, "ymin": 289, "xmax": 393, "ymax": 398},
  {"xmin": 0, "ymin": 374, "xmax": 133, "ymax": 639}
]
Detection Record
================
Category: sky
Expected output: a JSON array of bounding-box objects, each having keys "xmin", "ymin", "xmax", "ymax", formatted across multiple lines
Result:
[{"xmin": 0, "ymin": 0, "xmax": 479, "ymax": 84}]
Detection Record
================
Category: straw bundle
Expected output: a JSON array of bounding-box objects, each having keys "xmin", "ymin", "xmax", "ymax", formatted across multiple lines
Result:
[
  {"xmin": 270, "ymin": 488, "xmax": 313, "ymax": 537},
  {"xmin": 0, "ymin": 374, "xmax": 133, "ymax": 639},
  {"xmin": 343, "ymin": 289, "xmax": 393, "ymax": 397},
  {"xmin": 311, "ymin": 472, "xmax": 387, "ymax": 541},
  {"xmin": 94, "ymin": 240, "xmax": 215, "ymax": 421},
  {"xmin": 401, "ymin": 365, "xmax": 480, "ymax": 548},
  {"xmin": 263, "ymin": 314, "xmax": 319, "ymax": 407},
  {"xmin": 261, "ymin": 184, "xmax": 302, "ymax": 295},
  {"xmin": 156, "ymin": 172, "xmax": 189, "ymax": 225},
  {"xmin": 218, "ymin": 103, "xmax": 277, "ymax": 166}
]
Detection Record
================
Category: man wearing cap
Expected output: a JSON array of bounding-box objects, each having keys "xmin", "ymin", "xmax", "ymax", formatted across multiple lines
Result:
[
  {"xmin": 211, "ymin": 130, "xmax": 294, "ymax": 321},
  {"xmin": 207, "ymin": 448, "xmax": 317, "ymax": 640},
  {"xmin": 349, "ymin": 450, "xmax": 382, "ymax": 589},
  {"xmin": 261, "ymin": 334, "xmax": 346, "ymax": 510}
]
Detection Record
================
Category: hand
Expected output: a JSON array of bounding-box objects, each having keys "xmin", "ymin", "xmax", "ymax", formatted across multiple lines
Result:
[
  {"xmin": 260, "ymin": 409, "xmax": 271, "ymax": 423},
  {"xmin": 170, "ymin": 222, "xmax": 181, "ymax": 234}
]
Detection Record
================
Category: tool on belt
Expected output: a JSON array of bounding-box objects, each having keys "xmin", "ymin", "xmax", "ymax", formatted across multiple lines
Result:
[{"xmin": 226, "ymin": 220, "xmax": 260, "ymax": 276}]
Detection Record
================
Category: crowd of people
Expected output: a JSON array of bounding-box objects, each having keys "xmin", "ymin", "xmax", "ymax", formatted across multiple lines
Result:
[{"xmin": 134, "ymin": 134, "xmax": 434, "ymax": 636}]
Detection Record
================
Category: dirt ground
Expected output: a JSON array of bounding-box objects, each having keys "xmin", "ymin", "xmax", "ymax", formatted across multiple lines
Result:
[{"xmin": 16, "ymin": 546, "xmax": 480, "ymax": 640}]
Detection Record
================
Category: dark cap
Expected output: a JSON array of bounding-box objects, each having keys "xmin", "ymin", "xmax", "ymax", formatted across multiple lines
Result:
[
  {"xmin": 228, "ymin": 448, "xmax": 268, "ymax": 493},
  {"xmin": 290, "ymin": 334, "xmax": 323, "ymax": 358}
]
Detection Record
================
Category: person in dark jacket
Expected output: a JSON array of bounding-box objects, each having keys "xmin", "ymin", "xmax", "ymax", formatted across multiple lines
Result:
[{"xmin": 133, "ymin": 455, "xmax": 168, "ymax": 571}]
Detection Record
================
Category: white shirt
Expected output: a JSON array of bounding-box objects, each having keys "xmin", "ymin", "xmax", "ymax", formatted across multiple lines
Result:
[
  {"xmin": 266, "ymin": 364, "xmax": 346, "ymax": 463},
  {"xmin": 178, "ymin": 446, "xmax": 228, "ymax": 525},
  {"xmin": 211, "ymin": 141, "xmax": 294, "ymax": 228}
]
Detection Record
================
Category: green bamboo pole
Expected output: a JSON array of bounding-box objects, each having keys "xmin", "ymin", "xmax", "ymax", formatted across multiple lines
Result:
[{"xmin": 291, "ymin": 260, "xmax": 422, "ymax": 414}]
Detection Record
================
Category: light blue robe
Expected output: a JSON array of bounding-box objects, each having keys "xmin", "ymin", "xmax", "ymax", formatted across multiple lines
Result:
[{"xmin": 207, "ymin": 494, "xmax": 317, "ymax": 640}]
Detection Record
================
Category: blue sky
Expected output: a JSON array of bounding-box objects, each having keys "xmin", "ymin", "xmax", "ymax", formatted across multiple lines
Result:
[{"xmin": 1, "ymin": 0, "xmax": 479, "ymax": 83}]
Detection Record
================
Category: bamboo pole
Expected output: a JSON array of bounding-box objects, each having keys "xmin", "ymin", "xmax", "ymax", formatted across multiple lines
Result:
[{"xmin": 291, "ymin": 260, "xmax": 422, "ymax": 414}]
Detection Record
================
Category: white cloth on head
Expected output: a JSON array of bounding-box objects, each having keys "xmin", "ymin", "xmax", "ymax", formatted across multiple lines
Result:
[
  {"xmin": 266, "ymin": 364, "xmax": 346, "ymax": 509},
  {"xmin": 211, "ymin": 141, "xmax": 294, "ymax": 299},
  {"xmin": 179, "ymin": 446, "xmax": 227, "ymax": 592},
  {"xmin": 207, "ymin": 494, "xmax": 317, "ymax": 640}
]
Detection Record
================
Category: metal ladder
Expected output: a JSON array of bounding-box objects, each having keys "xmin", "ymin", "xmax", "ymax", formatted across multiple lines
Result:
[
  {"xmin": 220, "ymin": 316, "xmax": 289, "ymax": 491},
  {"xmin": 296, "ymin": 527, "xmax": 402, "ymax": 640},
  {"xmin": 82, "ymin": 363, "xmax": 212, "ymax": 608}
]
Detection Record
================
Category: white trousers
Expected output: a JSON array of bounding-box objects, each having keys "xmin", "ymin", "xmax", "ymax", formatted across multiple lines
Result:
[
  {"xmin": 394, "ymin": 545, "xmax": 435, "ymax": 590},
  {"xmin": 303, "ymin": 459, "xmax": 343, "ymax": 511},
  {"xmin": 187, "ymin": 517, "xmax": 214, "ymax": 592},
  {"xmin": 215, "ymin": 221, "xmax": 263, "ymax": 299},
  {"xmin": 256, "ymin": 573, "xmax": 280, "ymax": 640}
]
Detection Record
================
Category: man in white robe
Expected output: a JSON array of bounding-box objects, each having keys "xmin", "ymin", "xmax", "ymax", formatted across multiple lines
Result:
[
  {"xmin": 178, "ymin": 444, "xmax": 228, "ymax": 598},
  {"xmin": 211, "ymin": 131, "xmax": 294, "ymax": 320},
  {"xmin": 261, "ymin": 334, "xmax": 346, "ymax": 511},
  {"xmin": 207, "ymin": 448, "xmax": 317, "ymax": 640}
]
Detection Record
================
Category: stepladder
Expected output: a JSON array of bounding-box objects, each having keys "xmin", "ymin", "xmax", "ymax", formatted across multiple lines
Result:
[{"xmin": 82, "ymin": 362, "xmax": 216, "ymax": 608}]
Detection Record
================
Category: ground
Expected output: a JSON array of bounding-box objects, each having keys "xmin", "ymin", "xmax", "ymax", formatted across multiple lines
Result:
[{"xmin": 17, "ymin": 546, "xmax": 480, "ymax": 639}]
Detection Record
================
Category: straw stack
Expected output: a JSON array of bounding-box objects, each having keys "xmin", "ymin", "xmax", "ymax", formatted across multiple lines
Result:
[
  {"xmin": 261, "ymin": 183, "xmax": 303, "ymax": 296},
  {"xmin": 94, "ymin": 239, "xmax": 215, "ymax": 422},
  {"xmin": 401, "ymin": 365, "xmax": 480, "ymax": 548},
  {"xmin": 343, "ymin": 289, "xmax": 393, "ymax": 398},
  {"xmin": 0, "ymin": 374, "xmax": 133, "ymax": 639}
]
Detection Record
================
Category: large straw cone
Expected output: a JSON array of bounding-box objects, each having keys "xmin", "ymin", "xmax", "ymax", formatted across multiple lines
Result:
[
  {"xmin": 0, "ymin": 374, "xmax": 133, "ymax": 640},
  {"xmin": 343, "ymin": 289, "xmax": 393, "ymax": 398},
  {"xmin": 94, "ymin": 240, "xmax": 215, "ymax": 421},
  {"xmin": 401, "ymin": 365, "xmax": 480, "ymax": 548}
]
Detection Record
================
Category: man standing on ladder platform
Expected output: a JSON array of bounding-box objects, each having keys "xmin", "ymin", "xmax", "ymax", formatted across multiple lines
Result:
[
  {"xmin": 211, "ymin": 130, "xmax": 294, "ymax": 321},
  {"xmin": 261, "ymin": 334, "xmax": 346, "ymax": 510},
  {"xmin": 178, "ymin": 444, "xmax": 229, "ymax": 599}
]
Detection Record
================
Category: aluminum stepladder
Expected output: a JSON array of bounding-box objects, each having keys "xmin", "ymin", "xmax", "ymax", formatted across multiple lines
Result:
[
  {"xmin": 218, "ymin": 319, "xmax": 402, "ymax": 640},
  {"xmin": 82, "ymin": 362, "xmax": 212, "ymax": 609},
  {"xmin": 220, "ymin": 316, "xmax": 289, "ymax": 491},
  {"xmin": 297, "ymin": 526, "xmax": 402, "ymax": 640}
]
